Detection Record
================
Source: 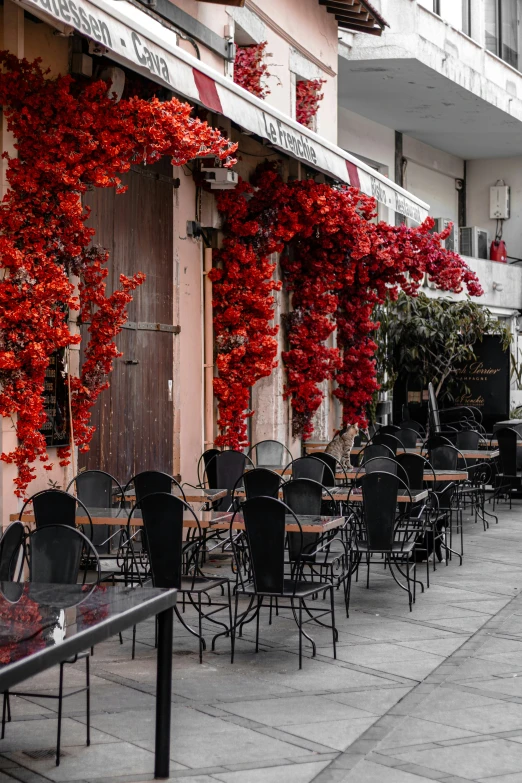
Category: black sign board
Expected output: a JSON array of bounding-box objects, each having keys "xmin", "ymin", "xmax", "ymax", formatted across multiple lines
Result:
[
  {"xmin": 40, "ymin": 349, "xmax": 69, "ymax": 448},
  {"xmin": 453, "ymin": 335, "xmax": 510, "ymax": 431}
]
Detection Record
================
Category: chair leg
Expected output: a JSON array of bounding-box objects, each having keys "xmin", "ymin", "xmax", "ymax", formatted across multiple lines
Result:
[
  {"xmin": 329, "ymin": 587, "xmax": 337, "ymax": 660},
  {"xmin": 298, "ymin": 598, "xmax": 303, "ymax": 669},
  {"xmin": 1, "ymin": 692, "xmax": 8, "ymax": 739},
  {"xmin": 131, "ymin": 625, "xmax": 137, "ymax": 660},
  {"xmin": 56, "ymin": 663, "xmax": 64, "ymax": 766},
  {"xmin": 255, "ymin": 597, "xmax": 261, "ymax": 653},
  {"xmin": 231, "ymin": 591, "xmax": 239, "ymax": 664},
  {"xmin": 198, "ymin": 594, "xmax": 203, "ymax": 664},
  {"xmin": 86, "ymin": 655, "xmax": 91, "ymax": 747}
]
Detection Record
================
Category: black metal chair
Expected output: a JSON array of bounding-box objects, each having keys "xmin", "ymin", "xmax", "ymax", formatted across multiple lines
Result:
[
  {"xmin": 282, "ymin": 479, "xmax": 350, "ymax": 614},
  {"xmin": 400, "ymin": 419, "xmax": 426, "ymax": 439},
  {"xmin": 396, "ymin": 428, "xmax": 419, "ymax": 449},
  {"xmin": 134, "ymin": 493, "xmax": 231, "ymax": 662},
  {"xmin": 372, "ymin": 432, "xmax": 405, "ymax": 455},
  {"xmin": 310, "ymin": 452, "xmax": 346, "ymax": 486},
  {"xmin": 238, "ymin": 468, "xmax": 281, "ymax": 500},
  {"xmin": 358, "ymin": 443, "xmax": 394, "ymax": 465},
  {"xmin": 422, "ymin": 435, "xmax": 454, "ymax": 455},
  {"xmin": 356, "ymin": 456, "xmax": 409, "ymax": 486},
  {"xmin": 429, "ymin": 445, "xmax": 467, "ymax": 564},
  {"xmin": 348, "ymin": 472, "xmax": 418, "ymax": 610},
  {"xmin": 284, "ymin": 456, "xmax": 325, "ymax": 483},
  {"xmin": 230, "ymin": 496, "xmax": 337, "ymax": 668},
  {"xmin": 197, "ymin": 448, "xmax": 220, "ymax": 488},
  {"xmin": 495, "ymin": 427, "xmax": 522, "ymax": 509},
  {"xmin": 396, "ymin": 453, "xmax": 438, "ymax": 582},
  {"xmin": 19, "ymin": 489, "xmax": 94, "ymax": 542},
  {"xmin": 2, "ymin": 525, "xmax": 100, "ymax": 766},
  {"xmin": 0, "ymin": 522, "xmax": 24, "ymax": 581},
  {"xmin": 125, "ymin": 470, "xmax": 186, "ymax": 503},
  {"xmin": 248, "ymin": 440, "xmax": 292, "ymax": 468},
  {"xmin": 204, "ymin": 451, "xmax": 254, "ymax": 511},
  {"xmin": 67, "ymin": 470, "xmax": 125, "ymax": 554}
]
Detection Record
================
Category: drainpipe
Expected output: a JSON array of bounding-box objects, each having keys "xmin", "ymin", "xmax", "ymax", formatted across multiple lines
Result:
[{"xmin": 203, "ymin": 247, "xmax": 214, "ymax": 447}]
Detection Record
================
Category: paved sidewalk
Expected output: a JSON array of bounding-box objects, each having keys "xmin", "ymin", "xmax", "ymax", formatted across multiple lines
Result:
[{"xmin": 1, "ymin": 504, "xmax": 522, "ymax": 783}]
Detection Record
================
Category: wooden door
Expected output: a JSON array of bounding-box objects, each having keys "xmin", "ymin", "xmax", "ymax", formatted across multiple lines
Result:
[{"xmin": 79, "ymin": 159, "xmax": 175, "ymax": 484}]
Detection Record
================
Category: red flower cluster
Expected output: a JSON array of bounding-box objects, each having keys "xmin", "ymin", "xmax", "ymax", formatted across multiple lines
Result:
[
  {"xmin": 295, "ymin": 79, "xmax": 326, "ymax": 128},
  {"xmin": 0, "ymin": 53, "xmax": 236, "ymax": 495},
  {"xmin": 0, "ymin": 586, "xmax": 45, "ymax": 664},
  {"xmin": 234, "ymin": 42, "xmax": 271, "ymax": 99},
  {"xmin": 213, "ymin": 165, "xmax": 483, "ymax": 443}
]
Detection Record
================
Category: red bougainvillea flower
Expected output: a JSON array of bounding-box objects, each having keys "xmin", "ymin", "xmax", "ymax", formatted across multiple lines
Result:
[
  {"xmin": 234, "ymin": 42, "xmax": 271, "ymax": 99},
  {"xmin": 212, "ymin": 164, "xmax": 482, "ymax": 445},
  {"xmin": 0, "ymin": 53, "xmax": 236, "ymax": 495},
  {"xmin": 295, "ymin": 79, "xmax": 326, "ymax": 128}
]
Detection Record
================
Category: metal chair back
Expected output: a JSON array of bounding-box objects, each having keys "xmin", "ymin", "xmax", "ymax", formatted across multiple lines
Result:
[
  {"xmin": 372, "ymin": 432, "xmax": 403, "ymax": 455},
  {"xmin": 396, "ymin": 428, "xmax": 418, "ymax": 449},
  {"xmin": 248, "ymin": 440, "xmax": 291, "ymax": 468},
  {"xmin": 138, "ymin": 493, "xmax": 200, "ymax": 590},
  {"xmin": 198, "ymin": 448, "xmax": 220, "ymax": 487},
  {"xmin": 242, "ymin": 468, "xmax": 281, "ymax": 500},
  {"xmin": 359, "ymin": 443, "xmax": 394, "ymax": 465},
  {"xmin": 68, "ymin": 470, "xmax": 124, "ymax": 551},
  {"xmin": 206, "ymin": 451, "xmax": 253, "ymax": 510},
  {"xmin": 496, "ymin": 427, "xmax": 519, "ymax": 476},
  {"xmin": 286, "ymin": 456, "xmax": 325, "ymax": 483},
  {"xmin": 307, "ymin": 452, "xmax": 336, "ymax": 485},
  {"xmin": 28, "ymin": 524, "xmax": 100, "ymax": 585},
  {"xmin": 0, "ymin": 522, "xmax": 24, "ymax": 581},
  {"xmin": 455, "ymin": 429, "xmax": 481, "ymax": 451},
  {"xmin": 21, "ymin": 489, "xmax": 93, "ymax": 541},
  {"xmin": 358, "ymin": 472, "xmax": 411, "ymax": 551},
  {"xmin": 237, "ymin": 497, "xmax": 301, "ymax": 594},
  {"xmin": 129, "ymin": 471, "xmax": 186, "ymax": 503}
]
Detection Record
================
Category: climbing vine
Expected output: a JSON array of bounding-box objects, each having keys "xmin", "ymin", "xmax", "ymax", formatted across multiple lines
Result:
[{"xmin": 0, "ymin": 53, "xmax": 236, "ymax": 495}]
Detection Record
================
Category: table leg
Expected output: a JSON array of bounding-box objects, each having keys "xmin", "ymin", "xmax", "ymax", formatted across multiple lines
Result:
[{"xmin": 154, "ymin": 608, "xmax": 173, "ymax": 779}]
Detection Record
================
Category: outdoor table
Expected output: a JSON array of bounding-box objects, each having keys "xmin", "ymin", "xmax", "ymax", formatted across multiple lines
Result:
[
  {"xmin": 339, "ymin": 469, "xmax": 469, "ymax": 482},
  {"xmin": 120, "ymin": 487, "xmax": 227, "ymax": 505},
  {"xmin": 211, "ymin": 513, "xmax": 346, "ymax": 534},
  {"xmin": 12, "ymin": 508, "xmax": 232, "ymax": 529},
  {"xmin": 235, "ymin": 487, "xmax": 354, "ymax": 502},
  {"xmin": 350, "ymin": 446, "xmax": 499, "ymax": 460},
  {"xmin": 0, "ymin": 582, "xmax": 177, "ymax": 779},
  {"xmin": 347, "ymin": 489, "xmax": 428, "ymax": 504}
]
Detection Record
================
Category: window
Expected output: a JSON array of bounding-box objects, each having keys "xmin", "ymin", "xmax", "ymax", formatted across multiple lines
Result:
[
  {"xmin": 486, "ymin": 0, "xmax": 519, "ymax": 69},
  {"xmin": 462, "ymin": 0, "xmax": 471, "ymax": 35}
]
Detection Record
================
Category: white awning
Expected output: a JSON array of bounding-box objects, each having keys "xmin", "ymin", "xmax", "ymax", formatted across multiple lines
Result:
[{"xmin": 17, "ymin": 0, "xmax": 429, "ymax": 223}]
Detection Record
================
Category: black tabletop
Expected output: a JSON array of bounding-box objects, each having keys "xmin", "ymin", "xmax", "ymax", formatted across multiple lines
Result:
[{"xmin": 0, "ymin": 583, "xmax": 176, "ymax": 691}]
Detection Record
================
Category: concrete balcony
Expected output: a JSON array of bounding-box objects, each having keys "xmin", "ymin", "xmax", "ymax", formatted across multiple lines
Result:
[
  {"xmin": 338, "ymin": 0, "xmax": 522, "ymax": 159},
  {"xmin": 424, "ymin": 256, "xmax": 522, "ymax": 313}
]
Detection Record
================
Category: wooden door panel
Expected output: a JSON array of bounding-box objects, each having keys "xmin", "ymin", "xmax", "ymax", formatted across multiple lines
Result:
[{"xmin": 79, "ymin": 160, "xmax": 174, "ymax": 484}]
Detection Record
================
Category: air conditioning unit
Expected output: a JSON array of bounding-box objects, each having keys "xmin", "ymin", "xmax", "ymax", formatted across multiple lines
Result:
[
  {"xmin": 431, "ymin": 218, "xmax": 458, "ymax": 253},
  {"xmin": 459, "ymin": 226, "xmax": 489, "ymax": 259},
  {"xmin": 202, "ymin": 168, "xmax": 238, "ymax": 190}
]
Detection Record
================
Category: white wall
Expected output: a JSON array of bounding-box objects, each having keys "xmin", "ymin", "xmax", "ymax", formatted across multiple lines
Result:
[{"xmin": 467, "ymin": 157, "xmax": 522, "ymax": 261}]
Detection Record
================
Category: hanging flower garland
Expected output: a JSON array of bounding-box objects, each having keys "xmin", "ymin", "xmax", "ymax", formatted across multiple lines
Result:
[
  {"xmin": 213, "ymin": 164, "xmax": 482, "ymax": 444},
  {"xmin": 0, "ymin": 53, "xmax": 236, "ymax": 495},
  {"xmin": 296, "ymin": 79, "xmax": 326, "ymax": 128},
  {"xmin": 234, "ymin": 42, "xmax": 271, "ymax": 99}
]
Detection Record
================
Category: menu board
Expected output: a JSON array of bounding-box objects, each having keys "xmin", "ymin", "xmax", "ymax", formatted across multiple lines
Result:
[
  {"xmin": 453, "ymin": 335, "xmax": 510, "ymax": 430},
  {"xmin": 40, "ymin": 349, "xmax": 69, "ymax": 448}
]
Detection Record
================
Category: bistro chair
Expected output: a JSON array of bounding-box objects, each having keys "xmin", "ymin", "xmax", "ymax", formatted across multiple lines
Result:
[
  {"xmin": 396, "ymin": 427, "xmax": 419, "ymax": 449},
  {"xmin": 284, "ymin": 456, "xmax": 325, "ymax": 483},
  {"xmin": 204, "ymin": 450, "xmax": 254, "ymax": 511},
  {"xmin": 1, "ymin": 525, "xmax": 100, "ymax": 766},
  {"xmin": 372, "ymin": 431, "xmax": 405, "ymax": 455},
  {"xmin": 19, "ymin": 489, "xmax": 94, "ymax": 542},
  {"xmin": 67, "ymin": 470, "xmax": 125, "ymax": 554},
  {"xmin": 133, "ymin": 493, "xmax": 231, "ymax": 663},
  {"xmin": 230, "ymin": 496, "xmax": 337, "ymax": 669},
  {"xmin": 429, "ymin": 445, "xmax": 467, "ymax": 564},
  {"xmin": 197, "ymin": 448, "xmax": 220, "ymax": 488},
  {"xmin": 357, "ymin": 456, "xmax": 409, "ymax": 486},
  {"xmin": 311, "ymin": 452, "xmax": 349, "ymax": 486},
  {"xmin": 358, "ymin": 443, "xmax": 394, "ymax": 465},
  {"xmin": 282, "ymin": 478, "xmax": 351, "ymax": 615},
  {"xmin": 400, "ymin": 419, "xmax": 426, "ymax": 439},
  {"xmin": 248, "ymin": 440, "xmax": 292, "ymax": 468},
  {"xmin": 348, "ymin": 472, "xmax": 419, "ymax": 610},
  {"xmin": 495, "ymin": 427, "xmax": 522, "ymax": 509},
  {"xmin": 396, "ymin": 453, "xmax": 438, "ymax": 580},
  {"xmin": 125, "ymin": 470, "xmax": 186, "ymax": 503},
  {"xmin": 0, "ymin": 522, "xmax": 25, "ymax": 582},
  {"xmin": 235, "ymin": 468, "xmax": 281, "ymax": 501}
]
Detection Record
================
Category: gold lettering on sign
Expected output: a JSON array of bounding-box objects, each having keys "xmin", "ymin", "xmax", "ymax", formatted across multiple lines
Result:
[{"xmin": 455, "ymin": 394, "xmax": 485, "ymax": 406}]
